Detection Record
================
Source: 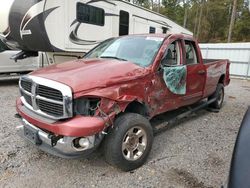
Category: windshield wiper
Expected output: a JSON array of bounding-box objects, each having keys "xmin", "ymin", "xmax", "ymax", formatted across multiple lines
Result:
[{"xmin": 100, "ymin": 56, "xmax": 128, "ymax": 61}]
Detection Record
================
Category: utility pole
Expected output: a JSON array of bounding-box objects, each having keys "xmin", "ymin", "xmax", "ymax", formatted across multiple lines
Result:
[
  {"xmin": 193, "ymin": 4, "xmax": 199, "ymax": 36},
  {"xmin": 183, "ymin": 0, "xmax": 188, "ymax": 28},
  {"xmin": 157, "ymin": 0, "xmax": 160, "ymax": 13},
  {"xmin": 196, "ymin": 0, "xmax": 204, "ymax": 39},
  {"xmin": 151, "ymin": 0, "xmax": 154, "ymax": 10},
  {"xmin": 228, "ymin": 0, "xmax": 237, "ymax": 43}
]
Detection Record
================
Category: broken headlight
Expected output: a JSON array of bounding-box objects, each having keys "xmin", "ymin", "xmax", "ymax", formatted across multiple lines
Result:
[{"xmin": 74, "ymin": 98, "xmax": 100, "ymax": 116}]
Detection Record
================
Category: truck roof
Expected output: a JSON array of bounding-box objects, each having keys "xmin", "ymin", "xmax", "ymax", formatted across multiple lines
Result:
[{"xmin": 119, "ymin": 33, "xmax": 195, "ymax": 41}]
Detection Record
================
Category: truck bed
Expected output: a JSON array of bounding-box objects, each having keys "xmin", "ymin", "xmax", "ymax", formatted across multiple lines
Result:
[
  {"xmin": 203, "ymin": 59, "xmax": 230, "ymax": 98},
  {"xmin": 203, "ymin": 59, "xmax": 228, "ymax": 64}
]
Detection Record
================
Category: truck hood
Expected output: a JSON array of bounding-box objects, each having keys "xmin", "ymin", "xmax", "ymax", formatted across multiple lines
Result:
[{"xmin": 30, "ymin": 58, "xmax": 148, "ymax": 93}]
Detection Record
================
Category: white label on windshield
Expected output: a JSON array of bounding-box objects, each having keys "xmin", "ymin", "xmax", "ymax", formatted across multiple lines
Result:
[{"xmin": 146, "ymin": 37, "xmax": 164, "ymax": 42}]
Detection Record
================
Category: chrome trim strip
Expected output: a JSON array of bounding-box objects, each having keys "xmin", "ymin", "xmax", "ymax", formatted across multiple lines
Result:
[
  {"xmin": 20, "ymin": 87, "xmax": 32, "ymax": 96},
  {"xmin": 31, "ymin": 81, "xmax": 38, "ymax": 110},
  {"xmin": 36, "ymin": 95, "xmax": 64, "ymax": 105}
]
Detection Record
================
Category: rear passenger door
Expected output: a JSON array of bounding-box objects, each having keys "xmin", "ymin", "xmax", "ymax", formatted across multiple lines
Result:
[{"xmin": 181, "ymin": 40, "xmax": 206, "ymax": 105}]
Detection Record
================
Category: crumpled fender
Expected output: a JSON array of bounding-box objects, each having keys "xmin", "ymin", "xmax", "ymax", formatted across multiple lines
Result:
[{"xmin": 73, "ymin": 81, "xmax": 147, "ymax": 116}]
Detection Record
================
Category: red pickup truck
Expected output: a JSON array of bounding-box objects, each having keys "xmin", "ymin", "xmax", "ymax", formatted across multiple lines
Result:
[{"xmin": 16, "ymin": 34, "xmax": 230, "ymax": 171}]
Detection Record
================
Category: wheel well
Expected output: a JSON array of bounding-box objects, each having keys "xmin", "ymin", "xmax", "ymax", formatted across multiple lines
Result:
[
  {"xmin": 125, "ymin": 101, "xmax": 148, "ymax": 117},
  {"xmin": 219, "ymin": 74, "xmax": 225, "ymax": 85}
]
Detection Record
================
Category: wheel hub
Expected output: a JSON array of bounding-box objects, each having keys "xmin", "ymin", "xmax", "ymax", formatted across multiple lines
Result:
[
  {"xmin": 126, "ymin": 135, "xmax": 139, "ymax": 151},
  {"xmin": 122, "ymin": 126, "xmax": 147, "ymax": 161}
]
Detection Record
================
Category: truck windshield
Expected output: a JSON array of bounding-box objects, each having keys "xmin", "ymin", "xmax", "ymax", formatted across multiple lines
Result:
[{"xmin": 84, "ymin": 36, "xmax": 164, "ymax": 67}]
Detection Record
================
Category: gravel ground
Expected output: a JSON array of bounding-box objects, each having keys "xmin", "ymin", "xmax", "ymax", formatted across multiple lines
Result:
[{"xmin": 0, "ymin": 78, "xmax": 249, "ymax": 188}]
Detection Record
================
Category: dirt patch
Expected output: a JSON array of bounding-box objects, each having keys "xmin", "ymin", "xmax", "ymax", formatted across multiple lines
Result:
[
  {"xmin": 168, "ymin": 168, "xmax": 213, "ymax": 188},
  {"xmin": 241, "ymin": 85, "xmax": 250, "ymax": 91},
  {"xmin": 204, "ymin": 153, "xmax": 225, "ymax": 168},
  {"xmin": 241, "ymin": 85, "xmax": 250, "ymax": 89},
  {"xmin": 0, "ymin": 169, "xmax": 15, "ymax": 182},
  {"xmin": 228, "ymin": 96, "xmax": 236, "ymax": 99}
]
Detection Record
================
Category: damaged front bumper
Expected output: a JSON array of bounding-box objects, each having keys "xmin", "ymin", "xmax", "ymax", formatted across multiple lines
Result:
[
  {"xmin": 15, "ymin": 99, "xmax": 108, "ymax": 158},
  {"xmin": 16, "ymin": 118, "xmax": 103, "ymax": 158}
]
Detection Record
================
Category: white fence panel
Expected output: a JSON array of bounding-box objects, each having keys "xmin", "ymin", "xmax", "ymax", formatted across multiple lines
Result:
[{"xmin": 199, "ymin": 43, "xmax": 250, "ymax": 78}]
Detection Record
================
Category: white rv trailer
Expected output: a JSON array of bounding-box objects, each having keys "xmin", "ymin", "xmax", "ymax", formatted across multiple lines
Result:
[
  {"xmin": 0, "ymin": 0, "xmax": 193, "ymax": 64},
  {"xmin": 0, "ymin": 51, "xmax": 41, "ymax": 73},
  {"xmin": 0, "ymin": 51, "xmax": 49, "ymax": 80}
]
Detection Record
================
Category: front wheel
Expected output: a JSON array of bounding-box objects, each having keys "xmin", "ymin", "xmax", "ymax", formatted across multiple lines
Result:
[
  {"xmin": 103, "ymin": 113, "xmax": 153, "ymax": 171},
  {"xmin": 208, "ymin": 83, "xmax": 224, "ymax": 109}
]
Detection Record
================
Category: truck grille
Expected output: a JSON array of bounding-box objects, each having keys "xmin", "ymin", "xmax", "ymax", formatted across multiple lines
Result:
[
  {"xmin": 21, "ymin": 90, "xmax": 32, "ymax": 106},
  {"xmin": 19, "ymin": 76, "xmax": 73, "ymax": 120},
  {"xmin": 20, "ymin": 80, "xmax": 32, "ymax": 92},
  {"xmin": 36, "ymin": 85, "xmax": 63, "ymax": 101},
  {"xmin": 36, "ymin": 99, "xmax": 64, "ymax": 116}
]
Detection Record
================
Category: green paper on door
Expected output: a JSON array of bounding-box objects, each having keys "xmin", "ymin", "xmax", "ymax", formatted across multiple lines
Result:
[{"xmin": 163, "ymin": 65, "xmax": 187, "ymax": 95}]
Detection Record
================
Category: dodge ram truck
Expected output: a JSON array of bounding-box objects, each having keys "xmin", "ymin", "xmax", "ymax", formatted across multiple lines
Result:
[{"xmin": 16, "ymin": 34, "xmax": 230, "ymax": 171}]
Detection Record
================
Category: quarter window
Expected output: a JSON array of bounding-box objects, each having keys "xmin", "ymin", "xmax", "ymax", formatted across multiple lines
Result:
[{"xmin": 77, "ymin": 3, "xmax": 105, "ymax": 26}]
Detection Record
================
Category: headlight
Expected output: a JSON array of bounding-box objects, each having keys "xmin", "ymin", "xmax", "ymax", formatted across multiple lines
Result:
[{"xmin": 74, "ymin": 98, "xmax": 100, "ymax": 116}]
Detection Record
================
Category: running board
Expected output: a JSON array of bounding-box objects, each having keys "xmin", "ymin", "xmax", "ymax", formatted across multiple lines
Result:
[{"xmin": 152, "ymin": 98, "xmax": 216, "ymax": 134}]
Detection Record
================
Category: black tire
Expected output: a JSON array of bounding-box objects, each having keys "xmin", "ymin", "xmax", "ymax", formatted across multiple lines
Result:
[
  {"xmin": 208, "ymin": 83, "xmax": 224, "ymax": 109},
  {"xmin": 103, "ymin": 113, "xmax": 153, "ymax": 171}
]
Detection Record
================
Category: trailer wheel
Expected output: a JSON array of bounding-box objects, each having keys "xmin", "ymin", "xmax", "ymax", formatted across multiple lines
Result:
[
  {"xmin": 104, "ymin": 113, "xmax": 153, "ymax": 171},
  {"xmin": 208, "ymin": 83, "xmax": 224, "ymax": 109}
]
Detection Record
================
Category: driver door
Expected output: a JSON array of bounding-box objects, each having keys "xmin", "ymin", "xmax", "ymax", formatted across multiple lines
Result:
[{"xmin": 148, "ymin": 40, "xmax": 184, "ymax": 115}]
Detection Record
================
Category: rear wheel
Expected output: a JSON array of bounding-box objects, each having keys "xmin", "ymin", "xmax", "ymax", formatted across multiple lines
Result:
[
  {"xmin": 103, "ymin": 113, "xmax": 153, "ymax": 171},
  {"xmin": 208, "ymin": 83, "xmax": 224, "ymax": 109}
]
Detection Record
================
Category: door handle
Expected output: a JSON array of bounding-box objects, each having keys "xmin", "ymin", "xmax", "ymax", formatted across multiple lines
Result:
[{"xmin": 197, "ymin": 70, "xmax": 206, "ymax": 75}]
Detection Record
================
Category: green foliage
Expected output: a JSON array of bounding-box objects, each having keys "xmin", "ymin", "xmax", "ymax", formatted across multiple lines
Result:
[
  {"xmin": 197, "ymin": 0, "xmax": 231, "ymax": 42},
  {"xmin": 161, "ymin": 0, "xmax": 185, "ymax": 25},
  {"xmin": 158, "ymin": 0, "xmax": 250, "ymax": 42},
  {"xmin": 126, "ymin": 0, "xmax": 151, "ymax": 7},
  {"xmin": 233, "ymin": 8, "xmax": 250, "ymax": 41}
]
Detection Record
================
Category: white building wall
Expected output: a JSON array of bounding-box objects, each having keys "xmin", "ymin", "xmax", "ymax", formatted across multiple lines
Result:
[{"xmin": 199, "ymin": 43, "xmax": 250, "ymax": 78}]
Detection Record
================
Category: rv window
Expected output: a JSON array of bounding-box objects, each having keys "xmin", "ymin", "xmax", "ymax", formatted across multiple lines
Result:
[
  {"xmin": 149, "ymin": 27, "xmax": 156, "ymax": 34},
  {"xmin": 119, "ymin": 11, "xmax": 129, "ymax": 36},
  {"xmin": 162, "ymin": 27, "xmax": 168, "ymax": 34},
  {"xmin": 77, "ymin": 3, "xmax": 104, "ymax": 26}
]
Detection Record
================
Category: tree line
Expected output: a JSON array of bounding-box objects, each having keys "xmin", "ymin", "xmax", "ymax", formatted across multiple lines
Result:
[{"xmin": 126, "ymin": 0, "xmax": 250, "ymax": 42}]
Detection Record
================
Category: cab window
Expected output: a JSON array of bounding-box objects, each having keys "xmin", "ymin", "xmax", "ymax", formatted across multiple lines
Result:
[
  {"xmin": 185, "ymin": 41, "xmax": 198, "ymax": 65},
  {"xmin": 161, "ymin": 41, "xmax": 181, "ymax": 66}
]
